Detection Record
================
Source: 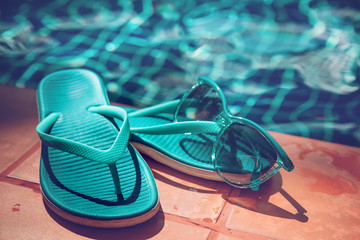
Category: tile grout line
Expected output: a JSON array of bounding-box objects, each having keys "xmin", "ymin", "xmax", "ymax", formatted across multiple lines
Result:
[
  {"xmin": 1, "ymin": 176, "xmax": 41, "ymax": 192},
  {"xmin": 0, "ymin": 141, "xmax": 40, "ymax": 178},
  {"xmin": 161, "ymin": 210, "xmax": 269, "ymax": 240},
  {"xmin": 215, "ymin": 187, "xmax": 241, "ymax": 226},
  {"xmin": 205, "ymin": 187, "xmax": 271, "ymax": 240},
  {"xmin": 206, "ymin": 231, "xmax": 220, "ymax": 240},
  {"xmin": 0, "ymin": 141, "xmax": 41, "ymax": 193}
]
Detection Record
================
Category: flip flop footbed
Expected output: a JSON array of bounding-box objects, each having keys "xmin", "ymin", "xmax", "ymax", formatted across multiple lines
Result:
[{"xmin": 37, "ymin": 69, "xmax": 158, "ymax": 227}]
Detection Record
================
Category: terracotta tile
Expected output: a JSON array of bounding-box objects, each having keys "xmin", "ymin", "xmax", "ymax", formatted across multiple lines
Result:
[
  {"xmin": 225, "ymin": 134, "xmax": 360, "ymax": 240},
  {"xmin": 50, "ymin": 211, "xmax": 212, "ymax": 240},
  {"xmin": 0, "ymin": 85, "xmax": 39, "ymax": 173},
  {"xmin": 216, "ymin": 233, "xmax": 268, "ymax": 240},
  {"xmin": 216, "ymin": 234, "xmax": 240, "ymax": 240},
  {"xmin": 146, "ymin": 158, "xmax": 232, "ymax": 223},
  {"xmin": 8, "ymin": 143, "xmax": 41, "ymax": 183},
  {"xmin": 0, "ymin": 182, "xmax": 85, "ymax": 240},
  {"xmin": 0, "ymin": 182, "xmax": 211, "ymax": 240},
  {"xmin": 146, "ymin": 217, "xmax": 211, "ymax": 240},
  {"xmin": 207, "ymin": 231, "xmax": 272, "ymax": 240}
]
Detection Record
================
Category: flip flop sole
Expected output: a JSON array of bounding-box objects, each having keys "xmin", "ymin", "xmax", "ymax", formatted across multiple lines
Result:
[{"xmin": 43, "ymin": 192, "xmax": 160, "ymax": 228}]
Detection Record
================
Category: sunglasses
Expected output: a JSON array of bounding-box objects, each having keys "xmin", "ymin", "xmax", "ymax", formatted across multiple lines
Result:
[
  {"xmin": 173, "ymin": 76, "xmax": 294, "ymax": 190},
  {"xmin": 131, "ymin": 76, "xmax": 294, "ymax": 190}
]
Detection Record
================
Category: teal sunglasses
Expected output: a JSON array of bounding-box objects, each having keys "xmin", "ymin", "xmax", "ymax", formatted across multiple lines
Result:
[
  {"xmin": 131, "ymin": 76, "xmax": 294, "ymax": 190},
  {"xmin": 174, "ymin": 76, "xmax": 294, "ymax": 190}
]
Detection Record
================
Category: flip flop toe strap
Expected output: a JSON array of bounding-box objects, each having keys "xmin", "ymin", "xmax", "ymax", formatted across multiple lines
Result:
[{"xmin": 36, "ymin": 105, "xmax": 130, "ymax": 195}]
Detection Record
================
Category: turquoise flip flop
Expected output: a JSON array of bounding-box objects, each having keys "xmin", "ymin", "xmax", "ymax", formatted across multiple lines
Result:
[
  {"xmin": 36, "ymin": 69, "xmax": 159, "ymax": 228},
  {"xmin": 123, "ymin": 76, "xmax": 294, "ymax": 190}
]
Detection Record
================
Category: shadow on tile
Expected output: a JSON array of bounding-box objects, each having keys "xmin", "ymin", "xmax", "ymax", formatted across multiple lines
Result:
[
  {"xmin": 148, "ymin": 157, "xmax": 308, "ymax": 223},
  {"xmin": 44, "ymin": 201, "xmax": 166, "ymax": 239},
  {"xmin": 148, "ymin": 158, "xmax": 231, "ymax": 193},
  {"xmin": 223, "ymin": 173, "xmax": 309, "ymax": 223},
  {"xmin": 152, "ymin": 170, "xmax": 225, "ymax": 194}
]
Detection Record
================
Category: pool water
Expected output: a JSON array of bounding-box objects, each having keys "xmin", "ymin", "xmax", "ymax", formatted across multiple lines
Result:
[{"xmin": 0, "ymin": 0, "xmax": 359, "ymax": 147}]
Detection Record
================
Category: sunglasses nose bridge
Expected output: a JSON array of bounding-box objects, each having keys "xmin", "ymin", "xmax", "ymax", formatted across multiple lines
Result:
[{"xmin": 214, "ymin": 111, "xmax": 232, "ymax": 127}]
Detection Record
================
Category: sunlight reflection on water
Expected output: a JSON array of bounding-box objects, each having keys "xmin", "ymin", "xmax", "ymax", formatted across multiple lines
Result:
[{"xmin": 0, "ymin": 0, "xmax": 359, "ymax": 146}]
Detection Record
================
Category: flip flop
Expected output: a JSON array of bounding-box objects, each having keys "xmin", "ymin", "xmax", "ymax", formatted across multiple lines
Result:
[
  {"xmin": 36, "ymin": 69, "xmax": 159, "ymax": 228},
  {"xmin": 123, "ymin": 76, "xmax": 294, "ymax": 190}
]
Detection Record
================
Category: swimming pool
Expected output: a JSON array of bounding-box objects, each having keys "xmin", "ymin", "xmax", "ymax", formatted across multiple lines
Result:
[{"xmin": 1, "ymin": 0, "xmax": 359, "ymax": 147}]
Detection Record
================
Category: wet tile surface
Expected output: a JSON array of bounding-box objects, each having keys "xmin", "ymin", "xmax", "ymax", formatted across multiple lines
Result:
[
  {"xmin": 1, "ymin": 85, "xmax": 360, "ymax": 239},
  {"xmin": 225, "ymin": 134, "xmax": 360, "ymax": 240}
]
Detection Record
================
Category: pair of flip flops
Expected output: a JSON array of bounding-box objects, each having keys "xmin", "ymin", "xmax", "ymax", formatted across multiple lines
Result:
[{"xmin": 36, "ymin": 69, "xmax": 293, "ymax": 228}]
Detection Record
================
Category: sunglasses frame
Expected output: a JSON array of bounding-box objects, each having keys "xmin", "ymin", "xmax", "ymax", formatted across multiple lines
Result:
[{"xmin": 174, "ymin": 76, "xmax": 294, "ymax": 189}]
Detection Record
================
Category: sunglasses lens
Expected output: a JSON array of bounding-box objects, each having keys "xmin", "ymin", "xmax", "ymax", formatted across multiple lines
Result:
[
  {"xmin": 176, "ymin": 84, "xmax": 223, "ymax": 121},
  {"xmin": 214, "ymin": 122, "xmax": 278, "ymax": 187}
]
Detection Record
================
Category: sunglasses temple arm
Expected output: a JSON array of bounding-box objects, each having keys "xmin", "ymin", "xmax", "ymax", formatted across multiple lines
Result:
[
  {"xmin": 128, "ymin": 100, "xmax": 180, "ymax": 118},
  {"xmin": 131, "ymin": 121, "xmax": 221, "ymax": 135}
]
